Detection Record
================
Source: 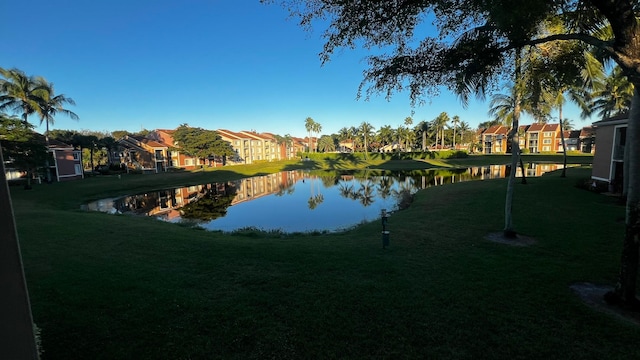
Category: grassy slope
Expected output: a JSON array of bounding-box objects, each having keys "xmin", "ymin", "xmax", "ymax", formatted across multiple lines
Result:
[{"xmin": 11, "ymin": 155, "xmax": 640, "ymax": 359}]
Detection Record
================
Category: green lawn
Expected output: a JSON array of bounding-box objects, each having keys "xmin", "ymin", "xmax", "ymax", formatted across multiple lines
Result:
[{"xmin": 11, "ymin": 155, "xmax": 640, "ymax": 359}]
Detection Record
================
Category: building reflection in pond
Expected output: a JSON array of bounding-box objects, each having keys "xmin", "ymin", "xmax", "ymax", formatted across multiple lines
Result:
[{"xmin": 83, "ymin": 164, "xmax": 574, "ymax": 233}]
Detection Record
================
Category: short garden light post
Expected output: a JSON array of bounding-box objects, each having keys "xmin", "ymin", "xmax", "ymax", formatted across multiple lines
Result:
[{"xmin": 381, "ymin": 209, "xmax": 390, "ymax": 249}]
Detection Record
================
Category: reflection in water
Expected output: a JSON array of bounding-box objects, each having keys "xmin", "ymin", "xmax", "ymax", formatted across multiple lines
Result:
[
  {"xmin": 83, "ymin": 163, "xmax": 574, "ymax": 233},
  {"xmin": 180, "ymin": 185, "xmax": 238, "ymax": 221}
]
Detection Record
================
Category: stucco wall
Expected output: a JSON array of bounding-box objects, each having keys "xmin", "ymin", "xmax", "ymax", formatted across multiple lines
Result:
[{"xmin": 592, "ymin": 125, "xmax": 615, "ymax": 181}]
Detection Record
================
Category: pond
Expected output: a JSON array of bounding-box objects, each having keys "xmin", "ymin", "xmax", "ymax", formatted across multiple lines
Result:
[{"xmin": 83, "ymin": 163, "xmax": 575, "ymax": 233}]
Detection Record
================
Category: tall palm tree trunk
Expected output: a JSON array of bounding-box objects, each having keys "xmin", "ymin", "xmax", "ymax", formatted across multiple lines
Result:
[
  {"xmin": 44, "ymin": 122, "xmax": 52, "ymax": 183},
  {"xmin": 453, "ymin": 127, "xmax": 457, "ymax": 148},
  {"xmin": 504, "ymin": 49, "xmax": 522, "ymax": 238},
  {"xmin": 364, "ymin": 133, "xmax": 368, "ymax": 159},
  {"xmin": 559, "ymin": 105, "xmax": 568, "ymax": 177}
]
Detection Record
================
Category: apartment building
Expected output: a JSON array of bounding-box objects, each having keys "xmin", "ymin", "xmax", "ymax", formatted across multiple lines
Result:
[
  {"xmin": 217, "ymin": 129, "xmax": 257, "ymax": 164},
  {"xmin": 481, "ymin": 125, "xmax": 509, "ymax": 154},
  {"xmin": 480, "ymin": 123, "xmax": 564, "ymax": 154},
  {"xmin": 526, "ymin": 123, "xmax": 561, "ymax": 153},
  {"xmin": 118, "ymin": 126, "xmax": 307, "ymax": 170},
  {"xmin": 147, "ymin": 129, "xmax": 205, "ymax": 169},
  {"xmin": 117, "ymin": 135, "xmax": 169, "ymax": 173},
  {"xmin": 563, "ymin": 130, "xmax": 582, "ymax": 151}
]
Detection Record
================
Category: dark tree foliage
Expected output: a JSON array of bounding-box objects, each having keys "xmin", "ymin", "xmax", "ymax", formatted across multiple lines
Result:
[
  {"xmin": 180, "ymin": 184, "xmax": 237, "ymax": 221},
  {"xmin": 111, "ymin": 130, "xmax": 131, "ymax": 141},
  {"xmin": 0, "ymin": 115, "xmax": 48, "ymax": 189},
  {"xmin": 48, "ymin": 129, "xmax": 77, "ymax": 145},
  {"xmin": 265, "ymin": 0, "xmax": 640, "ymax": 308},
  {"xmin": 172, "ymin": 124, "xmax": 235, "ymax": 161}
]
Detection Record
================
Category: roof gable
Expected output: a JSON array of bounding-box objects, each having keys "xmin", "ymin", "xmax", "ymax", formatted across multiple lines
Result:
[{"xmin": 527, "ymin": 123, "xmax": 545, "ymax": 132}]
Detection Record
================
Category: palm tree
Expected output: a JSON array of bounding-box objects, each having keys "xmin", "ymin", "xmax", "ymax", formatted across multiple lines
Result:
[
  {"xmin": 34, "ymin": 80, "xmax": 80, "ymax": 181},
  {"xmin": 488, "ymin": 91, "xmax": 517, "ymax": 126},
  {"xmin": 35, "ymin": 81, "xmax": 79, "ymax": 136},
  {"xmin": 451, "ymin": 115, "xmax": 460, "ymax": 148},
  {"xmin": 562, "ymin": 119, "xmax": 574, "ymax": 131},
  {"xmin": 283, "ymin": 134, "xmax": 294, "ymax": 159},
  {"xmin": 416, "ymin": 121, "xmax": 432, "ymax": 151},
  {"xmin": 405, "ymin": 128, "xmax": 417, "ymax": 151},
  {"xmin": 376, "ymin": 125, "xmax": 394, "ymax": 149},
  {"xmin": 349, "ymin": 126, "xmax": 361, "ymax": 151},
  {"xmin": 358, "ymin": 122, "xmax": 374, "ymax": 158},
  {"xmin": 585, "ymin": 66, "xmax": 633, "ymax": 119},
  {"xmin": 546, "ymin": 89, "xmax": 577, "ymax": 177},
  {"xmin": 337, "ymin": 127, "xmax": 350, "ymax": 151},
  {"xmin": 403, "ymin": 116, "xmax": 413, "ymax": 127},
  {"xmin": 304, "ymin": 117, "xmax": 314, "ymax": 152},
  {"xmin": 403, "ymin": 117, "xmax": 414, "ymax": 150},
  {"xmin": 502, "ymin": 48, "xmax": 527, "ymax": 238},
  {"xmin": 0, "ymin": 68, "xmax": 47, "ymax": 125},
  {"xmin": 458, "ymin": 121, "xmax": 471, "ymax": 150},
  {"xmin": 317, "ymin": 135, "xmax": 336, "ymax": 152},
  {"xmin": 395, "ymin": 126, "xmax": 408, "ymax": 151},
  {"xmin": 432, "ymin": 112, "xmax": 449, "ymax": 149},
  {"xmin": 312, "ymin": 121, "xmax": 322, "ymax": 152}
]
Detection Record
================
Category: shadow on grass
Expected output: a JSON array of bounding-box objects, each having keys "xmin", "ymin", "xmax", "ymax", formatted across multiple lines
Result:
[{"xmin": 371, "ymin": 159, "xmax": 443, "ymax": 171}]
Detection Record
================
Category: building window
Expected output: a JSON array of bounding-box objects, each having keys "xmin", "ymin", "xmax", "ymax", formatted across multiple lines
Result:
[
  {"xmin": 544, "ymin": 132, "xmax": 553, "ymax": 137},
  {"xmin": 73, "ymin": 152, "xmax": 80, "ymax": 160},
  {"xmin": 185, "ymin": 158, "xmax": 194, "ymax": 166},
  {"xmin": 74, "ymin": 164, "xmax": 82, "ymax": 175},
  {"xmin": 542, "ymin": 146, "xmax": 550, "ymax": 151},
  {"xmin": 543, "ymin": 139, "xmax": 551, "ymax": 144}
]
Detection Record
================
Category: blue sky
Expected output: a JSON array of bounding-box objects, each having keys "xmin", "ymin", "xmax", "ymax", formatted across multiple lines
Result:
[{"xmin": 2, "ymin": 0, "xmax": 592, "ymax": 138}]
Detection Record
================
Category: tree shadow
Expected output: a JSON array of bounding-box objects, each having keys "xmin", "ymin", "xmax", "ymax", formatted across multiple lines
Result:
[
  {"xmin": 484, "ymin": 232, "xmax": 536, "ymax": 246},
  {"xmin": 321, "ymin": 154, "xmax": 366, "ymax": 169},
  {"xmin": 570, "ymin": 283, "xmax": 640, "ymax": 327}
]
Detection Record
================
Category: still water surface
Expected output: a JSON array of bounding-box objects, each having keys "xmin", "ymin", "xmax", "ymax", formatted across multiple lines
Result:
[{"xmin": 84, "ymin": 163, "xmax": 573, "ymax": 233}]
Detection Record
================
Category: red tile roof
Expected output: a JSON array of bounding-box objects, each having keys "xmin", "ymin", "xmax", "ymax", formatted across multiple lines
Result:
[
  {"xmin": 483, "ymin": 125, "xmax": 509, "ymax": 135},
  {"xmin": 527, "ymin": 123, "xmax": 545, "ymax": 132},
  {"xmin": 155, "ymin": 129, "xmax": 175, "ymax": 134},
  {"xmin": 216, "ymin": 129, "xmax": 245, "ymax": 139},
  {"xmin": 240, "ymin": 131, "xmax": 273, "ymax": 140},
  {"xmin": 580, "ymin": 126, "xmax": 595, "ymax": 137},
  {"xmin": 141, "ymin": 139, "xmax": 166, "ymax": 148}
]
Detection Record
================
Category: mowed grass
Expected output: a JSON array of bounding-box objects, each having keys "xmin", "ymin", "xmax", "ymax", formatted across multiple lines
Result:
[{"xmin": 10, "ymin": 157, "xmax": 640, "ymax": 359}]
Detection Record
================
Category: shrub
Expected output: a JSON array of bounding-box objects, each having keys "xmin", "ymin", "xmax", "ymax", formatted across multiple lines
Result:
[
  {"xmin": 575, "ymin": 178, "xmax": 609, "ymax": 193},
  {"xmin": 432, "ymin": 150, "xmax": 469, "ymax": 159}
]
